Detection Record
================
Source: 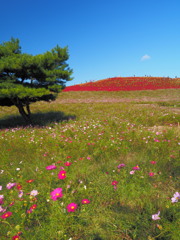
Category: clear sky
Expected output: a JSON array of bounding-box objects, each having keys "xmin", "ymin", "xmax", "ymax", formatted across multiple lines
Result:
[{"xmin": 1, "ymin": 0, "xmax": 180, "ymax": 86}]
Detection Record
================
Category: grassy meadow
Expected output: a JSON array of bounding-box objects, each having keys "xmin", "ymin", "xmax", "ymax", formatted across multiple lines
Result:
[{"xmin": 0, "ymin": 89, "xmax": 180, "ymax": 240}]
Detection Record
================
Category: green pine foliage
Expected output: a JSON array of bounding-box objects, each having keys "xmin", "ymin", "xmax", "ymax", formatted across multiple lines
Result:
[{"xmin": 0, "ymin": 38, "xmax": 73, "ymax": 123}]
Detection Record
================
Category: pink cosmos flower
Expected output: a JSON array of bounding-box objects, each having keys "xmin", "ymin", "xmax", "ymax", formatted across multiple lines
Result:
[
  {"xmin": 67, "ymin": 203, "xmax": 78, "ymax": 212},
  {"xmin": 18, "ymin": 190, "xmax": 23, "ymax": 198},
  {"xmin": 0, "ymin": 195, "xmax": 4, "ymax": 205},
  {"xmin": 152, "ymin": 211, "xmax": 161, "ymax": 220},
  {"xmin": 50, "ymin": 188, "xmax": 63, "ymax": 201},
  {"xmin": 12, "ymin": 235, "xmax": 20, "ymax": 240},
  {"xmin": 16, "ymin": 184, "xmax": 22, "ymax": 190},
  {"xmin": 117, "ymin": 163, "xmax": 126, "ymax": 169},
  {"xmin": 171, "ymin": 192, "xmax": 180, "ymax": 203},
  {"xmin": 81, "ymin": 199, "xmax": 90, "ymax": 204},
  {"xmin": 58, "ymin": 170, "xmax": 67, "ymax": 180},
  {"xmin": 149, "ymin": 172, "xmax": 155, "ymax": 177},
  {"xmin": 0, "ymin": 211, "xmax": 12, "ymax": 219},
  {"xmin": 0, "ymin": 206, "xmax": 6, "ymax": 213},
  {"xmin": 130, "ymin": 170, "xmax": 135, "ymax": 175},
  {"xmin": 30, "ymin": 190, "xmax": 38, "ymax": 197},
  {"xmin": 64, "ymin": 162, "xmax": 72, "ymax": 166},
  {"xmin": 9, "ymin": 201, "xmax": 15, "ymax": 206},
  {"xmin": 27, "ymin": 209, "xmax": 32, "ymax": 214},
  {"xmin": 30, "ymin": 204, "xmax": 37, "ymax": 210},
  {"xmin": 132, "ymin": 165, "xmax": 140, "ymax": 170},
  {"xmin": 46, "ymin": 165, "xmax": 57, "ymax": 170},
  {"xmin": 6, "ymin": 182, "xmax": 16, "ymax": 189},
  {"xmin": 150, "ymin": 161, "xmax": 157, "ymax": 164},
  {"xmin": 111, "ymin": 181, "xmax": 118, "ymax": 186}
]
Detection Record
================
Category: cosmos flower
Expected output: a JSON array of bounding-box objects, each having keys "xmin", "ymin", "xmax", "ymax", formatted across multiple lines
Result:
[
  {"xmin": 12, "ymin": 235, "xmax": 20, "ymax": 240},
  {"xmin": 171, "ymin": 192, "xmax": 180, "ymax": 203},
  {"xmin": 130, "ymin": 170, "xmax": 135, "ymax": 175},
  {"xmin": 0, "ymin": 211, "xmax": 12, "ymax": 219},
  {"xmin": 46, "ymin": 165, "xmax": 57, "ymax": 170},
  {"xmin": 152, "ymin": 211, "xmax": 161, "ymax": 220},
  {"xmin": 50, "ymin": 188, "xmax": 63, "ymax": 201},
  {"xmin": 111, "ymin": 181, "xmax": 118, "ymax": 186},
  {"xmin": 64, "ymin": 162, "xmax": 72, "ymax": 166},
  {"xmin": 26, "ymin": 179, "xmax": 34, "ymax": 183},
  {"xmin": 117, "ymin": 163, "xmax": 126, "ymax": 169},
  {"xmin": 16, "ymin": 184, "xmax": 22, "ymax": 190},
  {"xmin": 18, "ymin": 190, "xmax": 23, "ymax": 198},
  {"xmin": 132, "ymin": 165, "xmax": 140, "ymax": 170},
  {"xmin": 81, "ymin": 199, "xmax": 90, "ymax": 204},
  {"xmin": 30, "ymin": 204, "xmax": 37, "ymax": 210},
  {"xmin": 0, "ymin": 195, "xmax": 4, "ymax": 205},
  {"xmin": 58, "ymin": 170, "xmax": 67, "ymax": 180},
  {"xmin": 30, "ymin": 190, "xmax": 38, "ymax": 197},
  {"xmin": 67, "ymin": 203, "xmax": 78, "ymax": 212},
  {"xmin": 6, "ymin": 182, "xmax": 16, "ymax": 189},
  {"xmin": 149, "ymin": 172, "xmax": 155, "ymax": 177},
  {"xmin": 0, "ymin": 206, "xmax": 6, "ymax": 213},
  {"xmin": 150, "ymin": 161, "xmax": 157, "ymax": 164}
]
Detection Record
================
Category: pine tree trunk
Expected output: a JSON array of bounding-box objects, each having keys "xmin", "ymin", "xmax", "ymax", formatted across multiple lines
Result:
[
  {"xmin": 12, "ymin": 98, "xmax": 32, "ymax": 125},
  {"xmin": 16, "ymin": 102, "xmax": 32, "ymax": 124},
  {"xmin": 26, "ymin": 103, "xmax": 31, "ymax": 116}
]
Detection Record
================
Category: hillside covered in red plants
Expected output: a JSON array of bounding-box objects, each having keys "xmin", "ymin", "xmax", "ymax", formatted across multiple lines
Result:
[{"xmin": 63, "ymin": 77, "xmax": 180, "ymax": 92}]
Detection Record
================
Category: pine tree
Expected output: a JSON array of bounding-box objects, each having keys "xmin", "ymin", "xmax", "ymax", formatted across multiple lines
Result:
[{"xmin": 0, "ymin": 38, "xmax": 73, "ymax": 123}]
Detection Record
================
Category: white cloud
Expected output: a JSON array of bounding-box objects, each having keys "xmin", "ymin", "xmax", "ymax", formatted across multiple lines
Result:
[{"xmin": 141, "ymin": 54, "xmax": 151, "ymax": 61}]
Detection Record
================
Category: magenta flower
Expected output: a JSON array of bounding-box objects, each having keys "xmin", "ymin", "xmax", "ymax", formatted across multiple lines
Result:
[
  {"xmin": 58, "ymin": 170, "xmax": 67, "ymax": 180},
  {"xmin": 132, "ymin": 165, "xmax": 140, "ymax": 170},
  {"xmin": 81, "ymin": 199, "xmax": 90, "ymax": 204},
  {"xmin": 12, "ymin": 235, "xmax": 20, "ymax": 240},
  {"xmin": 46, "ymin": 165, "xmax": 57, "ymax": 170},
  {"xmin": 6, "ymin": 182, "xmax": 16, "ymax": 189},
  {"xmin": 149, "ymin": 172, "xmax": 155, "ymax": 177},
  {"xmin": 0, "ymin": 211, "xmax": 12, "ymax": 219},
  {"xmin": 117, "ymin": 163, "xmax": 125, "ymax": 169},
  {"xmin": 67, "ymin": 203, "xmax": 78, "ymax": 212},
  {"xmin": 30, "ymin": 204, "xmax": 37, "ymax": 210},
  {"xmin": 111, "ymin": 181, "xmax": 118, "ymax": 186},
  {"xmin": 150, "ymin": 161, "xmax": 157, "ymax": 164},
  {"xmin": 152, "ymin": 211, "xmax": 161, "ymax": 220},
  {"xmin": 171, "ymin": 192, "xmax": 180, "ymax": 203},
  {"xmin": 50, "ymin": 188, "xmax": 63, "ymax": 201},
  {"xmin": 64, "ymin": 162, "xmax": 72, "ymax": 166}
]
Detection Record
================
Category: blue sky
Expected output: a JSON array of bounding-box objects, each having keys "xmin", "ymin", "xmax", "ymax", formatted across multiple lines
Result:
[{"xmin": 1, "ymin": 0, "xmax": 180, "ymax": 86}]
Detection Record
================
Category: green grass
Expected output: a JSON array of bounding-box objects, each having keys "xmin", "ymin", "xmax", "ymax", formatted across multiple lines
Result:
[{"xmin": 0, "ymin": 89, "xmax": 180, "ymax": 240}]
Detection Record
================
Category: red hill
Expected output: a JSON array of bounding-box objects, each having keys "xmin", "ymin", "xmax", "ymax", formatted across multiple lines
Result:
[{"xmin": 63, "ymin": 77, "xmax": 180, "ymax": 92}]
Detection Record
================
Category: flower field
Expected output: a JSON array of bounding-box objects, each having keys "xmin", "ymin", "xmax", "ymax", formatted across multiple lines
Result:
[
  {"xmin": 63, "ymin": 77, "xmax": 180, "ymax": 92},
  {"xmin": 0, "ymin": 89, "xmax": 180, "ymax": 239}
]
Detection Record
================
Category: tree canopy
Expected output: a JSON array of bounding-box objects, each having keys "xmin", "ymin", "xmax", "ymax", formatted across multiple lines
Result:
[{"xmin": 0, "ymin": 38, "xmax": 73, "ymax": 123}]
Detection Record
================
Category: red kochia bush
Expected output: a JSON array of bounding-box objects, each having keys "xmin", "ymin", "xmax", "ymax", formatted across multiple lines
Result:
[{"xmin": 63, "ymin": 77, "xmax": 180, "ymax": 92}]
